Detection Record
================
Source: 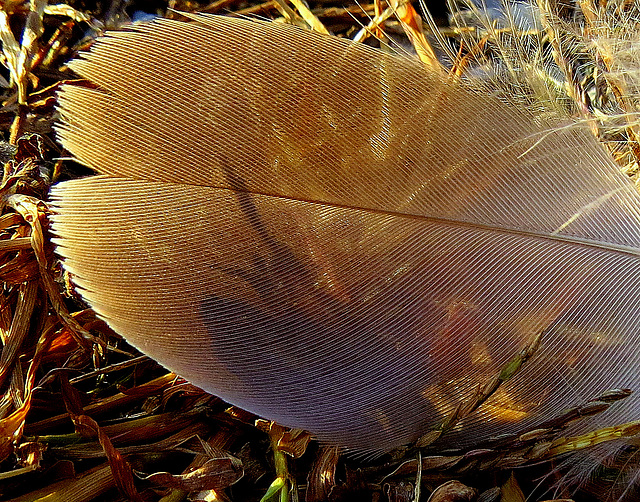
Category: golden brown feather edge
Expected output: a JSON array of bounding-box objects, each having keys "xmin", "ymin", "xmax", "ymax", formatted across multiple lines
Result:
[{"xmin": 49, "ymin": 13, "xmax": 640, "ymax": 473}]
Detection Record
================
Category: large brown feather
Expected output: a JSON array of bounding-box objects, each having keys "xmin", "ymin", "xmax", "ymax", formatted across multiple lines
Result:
[{"xmin": 50, "ymin": 15, "xmax": 640, "ymax": 450}]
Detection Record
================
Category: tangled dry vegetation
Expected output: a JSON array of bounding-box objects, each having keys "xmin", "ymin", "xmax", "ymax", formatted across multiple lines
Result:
[{"xmin": 0, "ymin": 0, "xmax": 639, "ymax": 500}]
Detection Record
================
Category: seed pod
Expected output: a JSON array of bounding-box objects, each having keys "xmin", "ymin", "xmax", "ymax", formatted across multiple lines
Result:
[{"xmin": 50, "ymin": 15, "xmax": 640, "ymax": 452}]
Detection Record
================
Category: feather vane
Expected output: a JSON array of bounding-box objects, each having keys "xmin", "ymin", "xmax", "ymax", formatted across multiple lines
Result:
[{"xmin": 50, "ymin": 15, "xmax": 640, "ymax": 450}]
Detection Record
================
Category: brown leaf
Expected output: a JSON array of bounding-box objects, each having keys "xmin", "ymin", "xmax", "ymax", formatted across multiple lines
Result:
[
  {"xmin": 59, "ymin": 372, "xmax": 86, "ymax": 423},
  {"xmin": 306, "ymin": 445, "xmax": 340, "ymax": 502},
  {"xmin": 75, "ymin": 415, "xmax": 143, "ymax": 502},
  {"xmin": 0, "ymin": 401, "xmax": 30, "ymax": 462},
  {"xmin": 137, "ymin": 452, "xmax": 243, "ymax": 491},
  {"xmin": 277, "ymin": 429, "xmax": 312, "ymax": 458},
  {"xmin": 13, "ymin": 134, "xmax": 44, "ymax": 165},
  {"xmin": 256, "ymin": 419, "xmax": 311, "ymax": 457},
  {"xmin": 427, "ymin": 480, "xmax": 477, "ymax": 502}
]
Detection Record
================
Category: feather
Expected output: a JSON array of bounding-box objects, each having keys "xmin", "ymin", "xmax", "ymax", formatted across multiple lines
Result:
[{"xmin": 49, "ymin": 14, "xmax": 640, "ymax": 451}]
